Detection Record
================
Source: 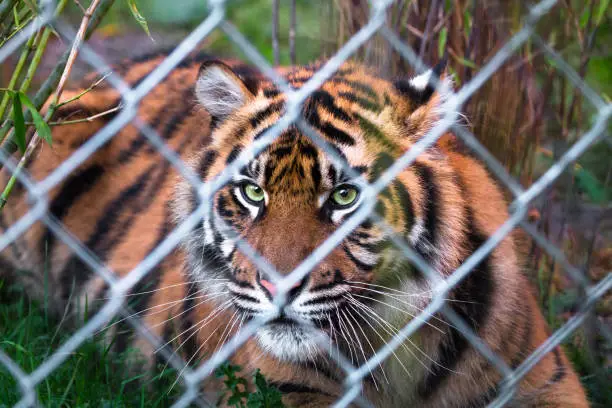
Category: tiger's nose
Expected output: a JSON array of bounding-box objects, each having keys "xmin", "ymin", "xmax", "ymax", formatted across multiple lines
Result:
[{"xmin": 260, "ymin": 279, "xmax": 301, "ymax": 297}]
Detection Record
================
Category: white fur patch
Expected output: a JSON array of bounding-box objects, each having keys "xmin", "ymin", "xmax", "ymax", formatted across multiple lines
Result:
[
  {"xmin": 256, "ymin": 324, "xmax": 322, "ymax": 362},
  {"xmin": 409, "ymin": 69, "xmax": 433, "ymax": 90}
]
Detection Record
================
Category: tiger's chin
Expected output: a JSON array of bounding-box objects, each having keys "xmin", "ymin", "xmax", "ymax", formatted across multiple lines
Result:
[{"xmin": 256, "ymin": 320, "xmax": 323, "ymax": 362}]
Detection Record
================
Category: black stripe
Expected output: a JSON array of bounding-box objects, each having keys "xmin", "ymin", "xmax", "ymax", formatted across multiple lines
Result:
[
  {"xmin": 329, "ymin": 77, "xmax": 378, "ymax": 99},
  {"xmin": 342, "ymin": 245, "xmax": 375, "ymax": 271},
  {"xmin": 144, "ymin": 87, "xmax": 196, "ymax": 154},
  {"xmin": 58, "ymin": 166, "xmax": 156, "ymax": 298},
  {"xmin": 316, "ymin": 121, "xmax": 355, "ymax": 146},
  {"xmin": 338, "ymin": 91, "xmax": 381, "ymax": 113},
  {"xmin": 417, "ymin": 211, "xmax": 494, "ymax": 401},
  {"xmin": 270, "ymin": 382, "xmax": 330, "ymax": 396},
  {"xmin": 306, "ymin": 90, "xmax": 352, "ymax": 122},
  {"xmin": 115, "ymin": 205, "xmax": 174, "ymax": 353},
  {"xmin": 249, "ymin": 101, "xmax": 284, "ymax": 129},
  {"xmin": 199, "ymin": 150, "xmax": 218, "ymax": 179},
  {"xmin": 304, "ymin": 106, "xmax": 355, "ymax": 146},
  {"xmin": 226, "ymin": 145, "xmax": 242, "ymax": 164},
  {"xmin": 40, "ymin": 165, "xmax": 105, "ymax": 255},
  {"xmin": 550, "ymin": 347, "xmax": 566, "ymax": 383},
  {"xmin": 216, "ymin": 194, "xmax": 234, "ymax": 218},
  {"xmin": 393, "ymin": 180, "xmax": 415, "ymax": 234},
  {"xmin": 393, "ymin": 78, "xmax": 435, "ymax": 106},
  {"xmin": 253, "ymin": 124, "xmax": 273, "ymax": 140},
  {"xmin": 179, "ymin": 276, "xmax": 200, "ymax": 360},
  {"xmin": 263, "ymin": 88, "xmax": 280, "ymax": 98},
  {"xmin": 411, "ymin": 162, "xmax": 439, "ymax": 261},
  {"xmin": 118, "ymin": 88, "xmax": 194, "ymax": 163},
  {"xmin": 270, "ymin": 145, "xmax": 293, "ymax": 159},
  {"xmin": 310, "ymin": 158, "xmax": 322, "ymax": 191}
]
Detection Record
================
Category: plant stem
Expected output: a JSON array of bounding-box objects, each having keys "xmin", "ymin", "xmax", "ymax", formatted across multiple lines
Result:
[
  {"xmin": 24, "ymin": 104, "xmax": 122, "ymax": 126},
  {"xmin": 19, "ymin": 1, "xmax": 66, "ymax": 94},
  {"xmin": 0, "ymin": 27, "xmax": 37, "ymax": 121},
  {"xmin": 0, "ymin": 0, "xmax": 116, "ymax": 168}
]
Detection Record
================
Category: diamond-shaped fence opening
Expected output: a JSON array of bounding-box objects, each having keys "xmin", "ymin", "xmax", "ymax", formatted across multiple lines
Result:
[{"xmin": 0, "ymin": 0, "xmax": 610, "ymax": 407}]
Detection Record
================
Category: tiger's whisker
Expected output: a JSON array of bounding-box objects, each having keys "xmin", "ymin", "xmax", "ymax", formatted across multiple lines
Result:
[
  {"xmin": 351, "ymin": 293, "xmax": 445, "ymax": 334},
  {"xmin": 148, "ymin": 291, "xmax": 228, "ymax": 330},
  {"xmin": 96, "ymin": 291, "xmax": 224, "ymax": 335},
  {"xmin": 166, "ymin": 297, "xmax": 237, "ymax": 391},
  {"xmin": 346, "ymin": 282, "xmax": 480, "ymax": 304},
  {"xmin": 346, "ymin": 285, "xmax": 456, "ymax": 330},
  {"xmin": 343, "ymin": 299, "xmax": 412, "ymax": 379},
  {"xmin": 347, "ymin": 297, "xmax": 433, "ymax": 374},
  {"xmin": 340, "ymin": 309, "xmax": 380, "ymax": 390},
  {"xmin": 97, "ymin": 278, "xmax": 229, "ymax": 300},
  {"xmin": 348, "ymin": 295, "xmax": 459, "ymax": 375},
  {"xmin": 156, "ymin": 297, "xmax": 234, "ymax": 354},
  {"xmin": 344, "ymin": 306, "xmax": 390, "ymax": 385}
]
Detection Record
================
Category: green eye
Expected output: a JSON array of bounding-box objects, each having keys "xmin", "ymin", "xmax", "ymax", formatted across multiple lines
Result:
[
  {"xmin": 331, "ymin": 186, "xmax": 359, "ymax": 207},
  {"xmin": 242, "ymin": 183, "xmax": 265, "ymax": 204}
]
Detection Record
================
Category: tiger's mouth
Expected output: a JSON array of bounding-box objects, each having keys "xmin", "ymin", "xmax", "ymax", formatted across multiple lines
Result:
[{"xmin": 256, "ymin": 317, "xmax": 324, "ymax": 362}]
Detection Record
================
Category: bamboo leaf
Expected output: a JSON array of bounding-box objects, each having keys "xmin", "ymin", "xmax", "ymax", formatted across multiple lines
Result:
[
  {"xmin": 454, "ymin": 56, "xmax": 477, "ymax": 69},
  {"xmin": 11, "ymin": 92, "xmax": 26, "ymax": 154},
  {"xmin": 438, "ymin": 27, "xmax": 448, "ymax": 59},
  {"xmin": 18, "ymin": 92, "xmax": 52, "ymax": 145},
  {"xmin": 126, "ymin": 0, "xmax": 151, "ymax": 38}
]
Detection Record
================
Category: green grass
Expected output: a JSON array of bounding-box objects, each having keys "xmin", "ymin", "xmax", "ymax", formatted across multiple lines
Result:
[{"xmin": 0, "ymin": 278, "xmax": 182, "ymax": 407}]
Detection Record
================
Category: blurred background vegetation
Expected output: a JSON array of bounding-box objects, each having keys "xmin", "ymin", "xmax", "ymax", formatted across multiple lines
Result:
[{"xmin": 0, "ymin": 0, "xmax": 610, "ymax": 406}]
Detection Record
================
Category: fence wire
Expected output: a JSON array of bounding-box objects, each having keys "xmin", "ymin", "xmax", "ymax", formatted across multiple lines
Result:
[{"xmin": 0, "ymin": 0, "xmax": 610, "ymax": 407}]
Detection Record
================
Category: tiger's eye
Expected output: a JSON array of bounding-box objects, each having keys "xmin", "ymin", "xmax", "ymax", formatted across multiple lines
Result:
[
  {"xmin": 331, "ymin": 186, "xmax": 358, "ymax": 207},
  {"xmin": 243, "ymin": 183, "xmax": 265, "ymax": 203}
]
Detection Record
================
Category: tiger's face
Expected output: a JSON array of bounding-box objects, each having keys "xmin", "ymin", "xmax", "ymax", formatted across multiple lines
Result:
[{"xmin": 176, "ymin": 60, "xmax": 454, "ymax": 362}]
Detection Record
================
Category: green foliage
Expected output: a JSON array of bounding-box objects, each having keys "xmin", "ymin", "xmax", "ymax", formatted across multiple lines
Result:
[
  {"xmin": 215, "ymin": 363, "xmax": 284, "ymax": 408},
  {"xmin": 0, "ymin": 280, "xmax": 181, "ymax": 406},
  {"xmin": 1, "ymin": 89, "xmax": 52, "ymax": 152}
]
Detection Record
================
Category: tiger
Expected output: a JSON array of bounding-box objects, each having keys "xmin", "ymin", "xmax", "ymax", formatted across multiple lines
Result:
[{"xmin": 0, "ymin": 49, "xmax": 589, "ymax": 407}]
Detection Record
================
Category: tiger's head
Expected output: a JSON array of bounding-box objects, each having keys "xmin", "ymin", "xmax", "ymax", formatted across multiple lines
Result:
[{"xmin": 174, "ymin": 60, "xmax": 458, "ymax": 362}]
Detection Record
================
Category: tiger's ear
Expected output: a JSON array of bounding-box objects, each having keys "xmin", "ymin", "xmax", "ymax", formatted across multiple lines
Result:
[
  {"xmin": 393, "ymin": 59, "xmax": 455, "ymax": 135},
  {"xmin": 195, "ymin": 61, "xmax": 255, "ymax": 122}
]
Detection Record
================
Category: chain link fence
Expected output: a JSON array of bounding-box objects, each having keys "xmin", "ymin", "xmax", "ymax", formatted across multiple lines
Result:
[{"xmin": 0, "ymin": 0, "xmax": 610, "ymax": 407}]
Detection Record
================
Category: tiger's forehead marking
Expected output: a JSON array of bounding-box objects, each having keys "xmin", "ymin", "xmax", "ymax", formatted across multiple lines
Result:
[{"xmin": 209, "ymin": 62, "xmax": 429, "ymax": 193}]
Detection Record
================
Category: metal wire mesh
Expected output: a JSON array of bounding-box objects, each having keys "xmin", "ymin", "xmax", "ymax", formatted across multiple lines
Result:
[{"xmin": 0, "ymin": 0, "xmax": 610, "ymax": 407}]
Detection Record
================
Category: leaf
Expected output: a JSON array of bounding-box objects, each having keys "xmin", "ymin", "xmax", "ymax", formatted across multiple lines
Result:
[
  {"xmin": 579, "ymin": 7, "xmax": 590, "ymax": 28},
  {"xmin": 438, "ymin": 27, "xmax": 448, "ymax": 59},
  {"xmin": 454, "ymin": 57, "xmax": 477, "ymax": 69},
  {"xmin": 18, "ymin": 92, "xmax": 52, "ymax": 145},
  {"xmin": 11, "ymin": 92, "xmax": 26, "ymax": 154},
  {"xmin": 595, "ymin": 0, "xmax": 610, "ymax": 25},
  {"xmin": 254, "ymin": 369, "xmax": 266, "ymax": 390},
  {"xmin": 126, "ymin": 0, "xmax": 152, "ymax": 38}
]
